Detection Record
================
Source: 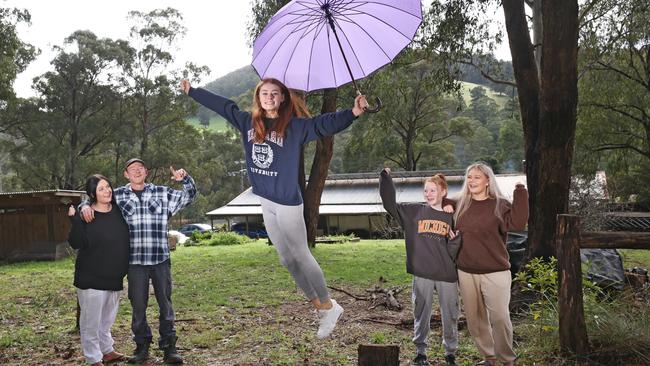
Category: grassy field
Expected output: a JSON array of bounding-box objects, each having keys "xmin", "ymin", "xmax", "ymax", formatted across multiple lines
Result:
[
  {"xmin": 459, "ymin": 81, "xmax": 510, "ymax": 109},
  {"xmin": 186, "ymin": 116, "xmax": 229, "ymax": 132},
  {"xmin": 1, "ymin": 240, "xmax": 649, "ymax": 365}
]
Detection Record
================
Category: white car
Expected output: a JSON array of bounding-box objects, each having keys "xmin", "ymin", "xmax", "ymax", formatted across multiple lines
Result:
[{"xmin": 168, "ymin": 230, "xmax": 189, "ymax": 244}]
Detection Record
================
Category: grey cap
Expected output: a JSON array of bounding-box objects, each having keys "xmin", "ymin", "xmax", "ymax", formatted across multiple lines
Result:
[{"xmin": 124, "ymin": 158, "xmax": 146, "ymax": 171}]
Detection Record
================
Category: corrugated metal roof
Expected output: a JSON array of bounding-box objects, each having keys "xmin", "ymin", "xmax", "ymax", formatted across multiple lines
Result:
[
  {"xmin": 0, "ymin": 189, "xmax": 85, "ymax": 197},
  {"xmin": 207, "ymin": 173, "xmax": 527, "ymax": 217}
]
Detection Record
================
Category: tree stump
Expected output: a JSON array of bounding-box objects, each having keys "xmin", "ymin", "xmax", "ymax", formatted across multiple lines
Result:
[{"xmin": 358, "ymin": 344, "xmax": 399, "ymax": 366}]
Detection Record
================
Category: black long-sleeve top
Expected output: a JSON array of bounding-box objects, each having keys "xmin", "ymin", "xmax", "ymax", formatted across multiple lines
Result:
[{"xmin": 68, "ymin": 205, "xmax": 130, "ymax": 291}]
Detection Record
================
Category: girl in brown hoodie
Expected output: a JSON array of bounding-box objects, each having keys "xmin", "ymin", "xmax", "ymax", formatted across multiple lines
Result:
[{"xmin": 453, "ymin": 162, "xmax": 528, "ymax": 366}]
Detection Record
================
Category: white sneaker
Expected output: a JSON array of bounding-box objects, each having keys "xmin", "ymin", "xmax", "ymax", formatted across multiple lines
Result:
[{"xmin": 316, "ymin": 299, "xmax": 344, "ymax": 339}]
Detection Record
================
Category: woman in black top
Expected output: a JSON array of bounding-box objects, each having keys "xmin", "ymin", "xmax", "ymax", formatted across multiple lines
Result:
[{"xmin": 68, "ymin": 174, "xmax": 129, "ymax": 366}]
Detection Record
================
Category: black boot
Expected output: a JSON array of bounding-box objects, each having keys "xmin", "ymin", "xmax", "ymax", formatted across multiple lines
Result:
[
  {"xmin": 161, "ymin": 337, "xmax": 183, "ymax": 364},
  {"xmin": 127, "ymin": 342, "xmax": 149, "ymax": 364}
]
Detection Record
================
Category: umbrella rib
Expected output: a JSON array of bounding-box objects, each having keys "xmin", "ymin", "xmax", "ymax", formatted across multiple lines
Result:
[
  {"xmin": 324, "ymin": 19, "xmax": 341, "ymax": 89},
  {"xmin": 282, "ymin": 14, "xmax": 328, "ymax": 89},
  {"xmin": 257, "ymin": 18, "xmax": 321, "ymax": 78},
  {"xmin": 332, "ymin": 6, "xmax": 419, "ymax": 43},
  {"xmin": 253, "ymin": 8, "xmax": 324, "ymax": 77},
  {"xmin": 333, "ymin": 0, "xmax": 422, "ymax": 20},
  {"xmin": 307, "ymin": 19, "xmax": 332, "ymax": 91},
  {"xmin": 253, "ymin": 4, "xmax": 322, "ymax": 63},
  {"xmin": 329, "ymin": 16, "xmax": 369, "ymax": 78}
]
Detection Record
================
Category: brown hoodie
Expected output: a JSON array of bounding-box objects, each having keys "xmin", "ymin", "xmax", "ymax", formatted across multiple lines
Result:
[{"xmin": 455, "ymin": 186, "xmax": 528, "ymax": 274}]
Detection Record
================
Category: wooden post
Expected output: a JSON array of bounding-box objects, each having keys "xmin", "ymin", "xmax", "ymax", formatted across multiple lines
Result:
[
  {"xmin": 555, "ymin": 214, "xmax": 588, "ymax": 356},
  {"xmin": 358, "ymin": 344, "xmax": 399, "ymax": 366}
]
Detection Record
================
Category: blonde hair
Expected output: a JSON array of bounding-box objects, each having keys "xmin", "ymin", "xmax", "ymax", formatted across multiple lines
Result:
[
  {"xmin": 424, "ymin": 174, "xmax": 448, "ymax": 196},
  {"xmin": 453, "ymin": 162, "xmax": 507, "ymax": 222}
]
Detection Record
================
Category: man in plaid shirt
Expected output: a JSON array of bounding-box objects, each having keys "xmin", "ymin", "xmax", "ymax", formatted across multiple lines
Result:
[{"xmin": 81, "ymin": 158, "xmax": 196, "ymax": 364}]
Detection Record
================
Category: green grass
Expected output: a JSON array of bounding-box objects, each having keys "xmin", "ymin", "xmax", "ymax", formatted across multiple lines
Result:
[
  {"xmin": 619, "ymin": 249, "xmax": 650, "ymax": 269},
  {"xmin": 460, "ymin": 81, "xmax": 510, "ymax": 109},
  {"xmin": 1, "ymin": 241, "xmax": 649, "ymax": 365},
  {"xmin": 185, "ymin": 115, "xmax": 229, "ymax": 132}
]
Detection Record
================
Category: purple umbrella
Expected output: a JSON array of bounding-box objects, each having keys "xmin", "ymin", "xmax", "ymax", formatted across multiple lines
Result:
[{"xmin": 252, "ymin": 0, "xmax": 423, "ymax": 112}]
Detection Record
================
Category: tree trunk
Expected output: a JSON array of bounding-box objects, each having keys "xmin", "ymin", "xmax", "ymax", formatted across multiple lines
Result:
[
  {"xmin": 532, "ymin": 0, "xmax": 543, "ymax": 76},
  {"xmin": 535, "ymin": 0, "xmax": 579, "ymax": 259},
  {"xmin": 502, "ymin": 0, "xmax": 542, "ymax": 258},
  {"xmin": 504, "ymin": 0, "xmax": 579, "ymax": 261},
  {"xmin": 303, "ymin": 88, "xmax": 338, "ymax": 246}
]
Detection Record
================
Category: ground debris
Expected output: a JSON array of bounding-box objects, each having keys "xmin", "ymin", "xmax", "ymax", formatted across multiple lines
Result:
[{"xmin": 328, "ymin": 281, "xmax": 405, "ymax": 311}]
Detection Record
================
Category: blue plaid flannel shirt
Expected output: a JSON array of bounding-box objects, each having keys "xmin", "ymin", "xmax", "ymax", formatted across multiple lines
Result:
[{"xmin": 112, "ymin": 176, "xmax": 197, "ymax": 265}]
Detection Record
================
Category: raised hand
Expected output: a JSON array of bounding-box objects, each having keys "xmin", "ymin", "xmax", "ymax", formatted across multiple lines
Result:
[
  {"xmin": 170, "ymin": 166, "xmax": 187, "ymax": 182},
  {"xmin": 352, "ymin": 94, "xmax": 368, "ymax": 117},
  {"xmin": 180, "ymin": 79, "xmax": 191, "ymax": 95}
]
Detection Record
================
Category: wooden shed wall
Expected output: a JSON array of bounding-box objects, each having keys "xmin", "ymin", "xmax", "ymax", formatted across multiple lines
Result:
[{"xmin": 0, "ymin": 194, "xmax": 81, "ymax": 262}]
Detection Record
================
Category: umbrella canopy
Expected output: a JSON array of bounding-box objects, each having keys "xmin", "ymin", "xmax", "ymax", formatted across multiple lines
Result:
[{"xmin": 252, "ymin": 0, "xmax": 422, "ymax": 92}]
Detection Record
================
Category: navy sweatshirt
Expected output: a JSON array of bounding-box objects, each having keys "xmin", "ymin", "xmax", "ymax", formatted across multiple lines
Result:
[
  {"xmin": 380, "ymin": 170, "xmax": 461, "ymax": 282},
  {"xmin": 188, "ymin": 87, "xmax": 357, "ymax": 205},
  {"xmin": 68, "ymin": 206, "xmax": 130, "ymax": 291}
]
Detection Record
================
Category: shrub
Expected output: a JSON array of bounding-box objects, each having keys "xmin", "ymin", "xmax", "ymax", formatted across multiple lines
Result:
[
  {"xmin": 191, "ymin": 230, "xmax": 213, "ymax": 242},
  {"xmin": 202, "ymin": 232, "xmax": 253, "ymax": 246},
  {"xmin": 515, "ymin": 257, "xmax": 603, "ymax": 319}
]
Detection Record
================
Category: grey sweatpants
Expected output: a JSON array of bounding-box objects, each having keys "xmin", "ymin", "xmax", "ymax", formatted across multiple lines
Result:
[
  {"xmin": 260, "ymin": 197, "xmax": 330, "ymax": 303},
  {"xmin": 412, "ymin": 275, "xmax": 460, "ymax": 357}
]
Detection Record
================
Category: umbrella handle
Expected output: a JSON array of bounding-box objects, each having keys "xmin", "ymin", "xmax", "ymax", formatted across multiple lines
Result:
[{"xmin": 364, "ymin": 96, "xmax": 382, "ymax": 114}]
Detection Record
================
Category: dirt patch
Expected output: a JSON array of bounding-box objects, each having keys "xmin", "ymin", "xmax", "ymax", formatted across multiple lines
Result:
[{"xmin": 7, "ymin": 292, "xmax": 467, "ymax": 366}]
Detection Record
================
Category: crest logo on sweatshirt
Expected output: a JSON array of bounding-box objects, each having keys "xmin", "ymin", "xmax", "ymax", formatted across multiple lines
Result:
[{"xmin": 252, "ymin": 143, "xmax": 274, "ymax": 169}]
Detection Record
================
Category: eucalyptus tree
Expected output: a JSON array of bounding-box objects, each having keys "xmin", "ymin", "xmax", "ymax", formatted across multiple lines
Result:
[
  {"xmin": 343, "ymin": 53, "xmax": 472, "ymax": 171},
  {"xmin": 180, "ymin": 128, "xmax": 247, "ymax": 221},
  {"xmin": 577, "ymin": 0, "xmax": 650, "ymax": 201},
  {"xmin": 6, "ymin": 31, "xmax": 129, "ymax": 190},
  {"xmin": 0, "ymin": 6, "xmax": 37, "ymax": 190},
  {"xmin": 120, "ymin": 7, "xmax": 209, "ymax": 163},
  {"xmin": 0, "ymin": 7, "xmax": 38, "ymax": 107}
]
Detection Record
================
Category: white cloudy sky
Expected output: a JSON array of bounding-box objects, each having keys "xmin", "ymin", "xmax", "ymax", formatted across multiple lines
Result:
[
  {"xmin": 4, "ymin": 0, "xmax": 253, "ymax": 97},
  {"xmin": 4, "ymin": 0, "xmax": 511, "ymax": 98}
]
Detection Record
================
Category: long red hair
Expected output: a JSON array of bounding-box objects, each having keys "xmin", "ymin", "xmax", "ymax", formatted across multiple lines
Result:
[{"xmin": 251, "ymin": 78, "xmax": 311, "ymax": 143}]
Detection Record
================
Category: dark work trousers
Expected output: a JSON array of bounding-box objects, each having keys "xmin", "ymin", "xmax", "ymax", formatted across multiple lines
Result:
[{"xmin": 127, "ymin": 260, "xmax": 176, "ymax": 348}]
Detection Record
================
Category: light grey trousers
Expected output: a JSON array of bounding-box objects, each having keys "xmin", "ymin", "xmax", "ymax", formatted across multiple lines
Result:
[
  {"xmin": 77, "ymin": 288, "xmax": 121, "ymax": 364},
  {"xmin": 260, "ymin": 197, "xmax": 330, "ymax": 303},
  {"xmin": 412, "ymin": 275, "xmax": 460, "ymax": 357}
]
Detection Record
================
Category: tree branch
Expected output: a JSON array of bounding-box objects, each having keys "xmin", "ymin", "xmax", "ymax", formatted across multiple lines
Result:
[
  {"xmin": 585, "ymin": 102, "xmax": 646, "ymax": 124},
  {"xmin": 457, "ymin": 60, "xmax": 517, "ymax": 87},
  {"xmin": 593, "ymin": 143, "xmax": 650, "ymax": 159},
  {"xmin": 595, "ymin": 60, "xmax": 647, "ymax": 88}
]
